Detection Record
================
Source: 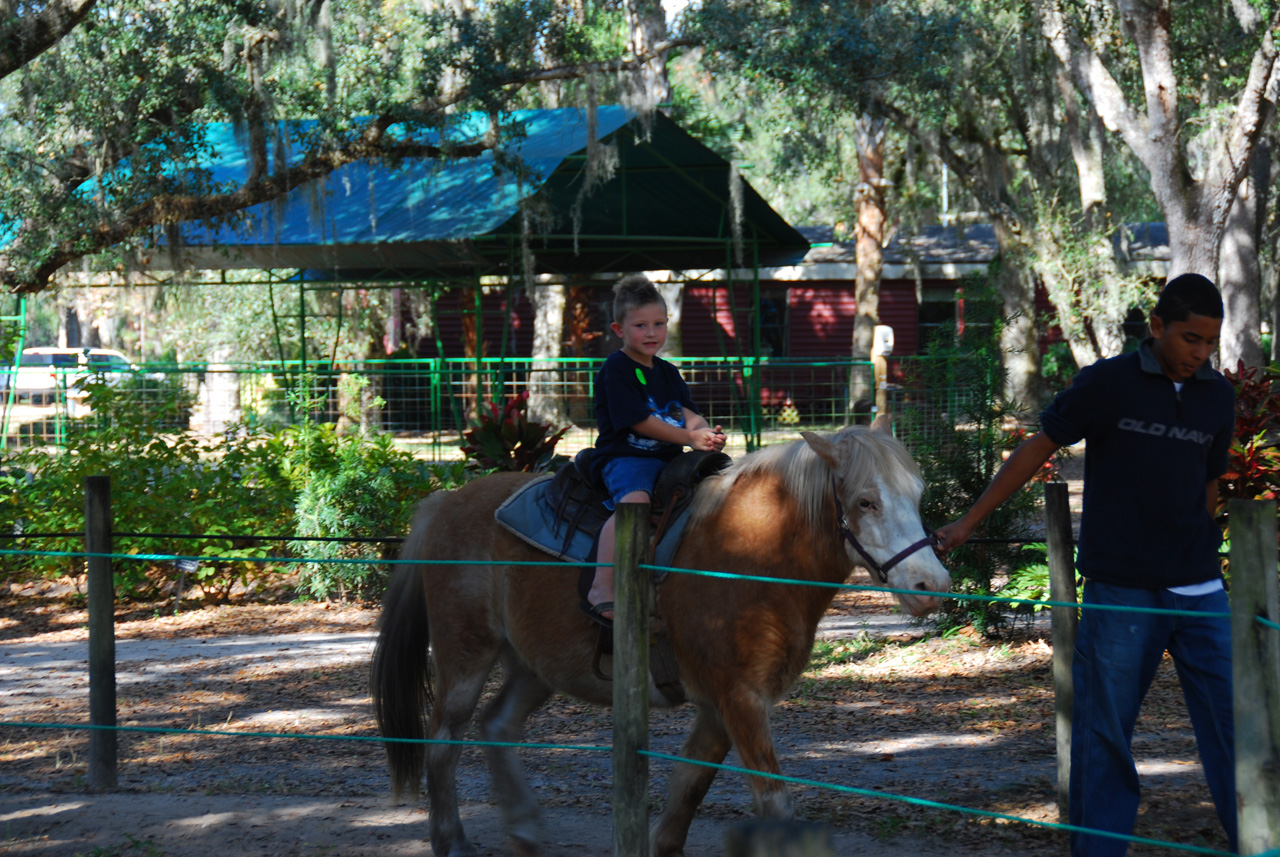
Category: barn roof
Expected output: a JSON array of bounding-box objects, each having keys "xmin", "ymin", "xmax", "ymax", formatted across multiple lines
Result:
[{"xmin": 157, "ymin": 107, "xmax": 809, "ymax": 281}]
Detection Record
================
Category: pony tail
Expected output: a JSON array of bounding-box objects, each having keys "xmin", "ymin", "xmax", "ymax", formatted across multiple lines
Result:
[{"xmin": 370, "ymin": 495, "xmax": 444, "ymax": 799}]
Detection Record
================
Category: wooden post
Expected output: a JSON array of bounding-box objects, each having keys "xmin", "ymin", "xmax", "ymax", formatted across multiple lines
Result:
[
  {"xmin": 613, "ymin": 501, "xmax": 651, "ymax": 857},
  {"xmin": 725, "ymin": 820, "xmax": 835, "ymax": 856},
  {"xmin": 85, "ymin": 475, "xmax": 117, "ymax": 791},
  {"xmin": 1228, "ymin": 499, "xmax": 1280, "ymax": 855},
  {"xmin": 1044, "ymin": 481, "xmax": 1077, "ymax": 820}
]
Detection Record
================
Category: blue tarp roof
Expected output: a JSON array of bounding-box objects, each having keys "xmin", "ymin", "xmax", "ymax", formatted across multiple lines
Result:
[{"xmin": 161, "ymin": 106, "xmax": 809, "ymax": 279}]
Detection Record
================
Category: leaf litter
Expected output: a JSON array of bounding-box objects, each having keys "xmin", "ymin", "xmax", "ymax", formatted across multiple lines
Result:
[{"xmin": 0, "ymin": 577, "xmax": 1230, "ymax": 856}]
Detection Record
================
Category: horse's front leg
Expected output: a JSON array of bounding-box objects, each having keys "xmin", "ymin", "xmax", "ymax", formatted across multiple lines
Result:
[
  {"xmin": 651, "ymin": 703, "xmax": 733, "ymax": 857},
  {"xmin": 478, "ymin": 659, "xmax": 553, "ymax": 855}
]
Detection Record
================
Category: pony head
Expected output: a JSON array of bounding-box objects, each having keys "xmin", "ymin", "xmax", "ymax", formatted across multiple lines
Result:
[{"xmin": 801, "ymin": 419, "xmax": 951, "ymax": 617}]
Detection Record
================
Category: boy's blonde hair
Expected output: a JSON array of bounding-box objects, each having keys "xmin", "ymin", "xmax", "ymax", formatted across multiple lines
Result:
[{"xmin": 612, "ymin": 274, "xmax": 666, "ymax": 324}]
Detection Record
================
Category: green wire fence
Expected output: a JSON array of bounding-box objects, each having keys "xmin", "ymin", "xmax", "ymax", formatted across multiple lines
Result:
[{"xmin": 0, "ymin": 357, "xmax": 897, "ymax": 454}]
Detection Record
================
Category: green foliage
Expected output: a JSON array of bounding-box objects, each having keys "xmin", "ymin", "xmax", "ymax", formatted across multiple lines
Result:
[
  {"xmin": 460, "ymin": 390, "xmax": 569, "ymax": 473},
  {"xmin": 897, "ymin": 275, "xmax": 1049, "ymax": 636},
  {"xmin": 281, "ymin": 423, "xmax": 461, "ymax": 602},
  {"xmin": 997, "ymin": 542, "xmax": 1082, "ymax": 613},
  {"xmin": 1038, "ymin": 340, "xmax": 1078, "ymax": 398},
  {"xmin": 280, "ymin": 376, "xmax": 465, "ymax": 601},
  {"xmin": 0, "ymin": 372, "xmax": 468, "ymax": 602},
  {"xmin": 76, "ymin": 369, "xmax": 195, "ymax": 431},
  {"xmin": 2, "ymin": 386, "xmax": 294, "ymax": 599},
  {"xmin": 0, "ymin": 322, "xmax": 22, "ymax": 366}
]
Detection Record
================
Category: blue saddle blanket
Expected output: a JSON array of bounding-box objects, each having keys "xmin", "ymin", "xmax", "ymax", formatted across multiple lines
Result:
[{"xmin": 494, "ymin": 475, "xmax": 691, "ymax": 571}]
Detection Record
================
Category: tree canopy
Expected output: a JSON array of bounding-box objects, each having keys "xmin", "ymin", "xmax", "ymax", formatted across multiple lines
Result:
[
  {"xmin": 689, "ymin": 0, "xmax": 1280, "ymax": 370},
  {"xmin": 0, "ymin": 0, "xmax": 672, "ymax": 293}
]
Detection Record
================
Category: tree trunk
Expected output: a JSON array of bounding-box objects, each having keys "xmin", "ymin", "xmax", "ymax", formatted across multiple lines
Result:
[
  {"xmin": 994, "ymin": 229, "xmax": 1044, "ymax": 416},
  {"xmin": 385, "ymin": 287, "xmax": 403, "ymax": 354},
  {"xmin": 1037, "ymin": 0, "xmax": 1280, "ymax": 331},
  {"xmin": 849, "ymin": 113, "xmax": 885, "ymax": 418},
  {"xmin": 460, "ymin": 286, "xmax": 483, "ymax": 421},
  {"xmin": 61, "ymin": 304, "xmax": 82, "ymax": 348},
  {"xmin": 1218, "ymin": 156, "xmax": 1266, "ymax": 371},
  {"xmin": 527, "ymin": 281, "xmax": 568, "ymax": 426},
  {"xmin": 656, "ymin": 281, "xmax": 683, "ymax": 357}
]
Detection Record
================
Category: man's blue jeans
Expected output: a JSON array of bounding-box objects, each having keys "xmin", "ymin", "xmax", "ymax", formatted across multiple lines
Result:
[{"xmin": 1069, "ymin": 581, "xmax": 1237, "ymax": 857}]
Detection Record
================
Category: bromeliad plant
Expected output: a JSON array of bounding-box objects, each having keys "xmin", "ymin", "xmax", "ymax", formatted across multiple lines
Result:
[
  {"xmin": 461, "ymin": 391, "xmax": 570, "ymax": 473},
  {"xmin": 1216, "ymin": 361, "xmax": 1280, "ymax": 522}
]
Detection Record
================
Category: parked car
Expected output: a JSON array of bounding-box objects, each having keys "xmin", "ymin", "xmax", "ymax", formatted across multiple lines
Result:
[{"xmin": 2, "ymin": 347, "xmax": 143, "ymax": 413}]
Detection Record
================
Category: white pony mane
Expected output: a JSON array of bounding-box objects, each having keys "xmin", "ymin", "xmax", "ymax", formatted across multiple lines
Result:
[{"xmin": 689, "ymin": 426, "xmax": 924, "ymax": 532}]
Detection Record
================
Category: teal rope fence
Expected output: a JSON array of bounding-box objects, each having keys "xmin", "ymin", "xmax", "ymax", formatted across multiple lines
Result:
[
  {"xmin": 4, "ymin": 544, "xmax": 1276, "ymax": 853},
  {"xmin": 639, "ymin": 751, "xmax": 1263, "ymax": 857},
  {"xmin": 0, "ymin": 714, "xmax": 1260, "ymax": 856}
]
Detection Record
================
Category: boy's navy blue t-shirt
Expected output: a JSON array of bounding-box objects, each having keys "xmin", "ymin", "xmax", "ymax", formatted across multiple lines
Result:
[
  {"xmin": 594, "ymin": 351, "xmax": 697, "ymax": 466},
  {"xmin": 1039, "ymin": 338, "xmax": 1235, "ymax": 588}
]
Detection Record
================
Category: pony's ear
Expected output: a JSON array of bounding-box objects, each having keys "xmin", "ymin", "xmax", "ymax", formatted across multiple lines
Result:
[
  {"xmin": 870, "ymin": 413, "xmax": 892, "ymax": 433},
  {"xmin": 800, "ymin": 431, "xmax": 841, "ymax": 470}
]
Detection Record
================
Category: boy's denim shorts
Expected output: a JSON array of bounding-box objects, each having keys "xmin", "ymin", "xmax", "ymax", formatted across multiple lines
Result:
[{"xmin": 601, "ymin": 456, "xmax": 667, "ymax": 509}]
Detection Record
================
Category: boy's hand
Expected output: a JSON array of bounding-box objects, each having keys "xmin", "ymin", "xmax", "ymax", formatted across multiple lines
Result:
[{"xmin": 690, "ymin": 425, "xmax": 727, "ymax": 452}]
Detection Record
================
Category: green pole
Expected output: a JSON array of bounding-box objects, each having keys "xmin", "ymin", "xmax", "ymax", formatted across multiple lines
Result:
[
  {"xmin": 751, "ymin": 234, "xmax": 762, "ymax": 449},
  {"xmin": 1, "ymin": 296, "xmax": 27, "ymax": 449},
  {"xmin": 473, "ymin": 281, "xmax": 485, "ymax": 405},
  {"xmin": 267, "ymin": 275, "xmax": 294, "ymax": 423},
  {"xmin": 299, "ymin": 276, "xmax": 307, "ymax": 380}
]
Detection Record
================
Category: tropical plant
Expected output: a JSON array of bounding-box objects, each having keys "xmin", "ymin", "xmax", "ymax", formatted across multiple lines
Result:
[
  {"xmin": 1216, "ymin": 361, "xmax": 1280, "ymax": 525},
  {"xmin": 460, "ymin": 391, "xmax": 570, "ymax": 473}
]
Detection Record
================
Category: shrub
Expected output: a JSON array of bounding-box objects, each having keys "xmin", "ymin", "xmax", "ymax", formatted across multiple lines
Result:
[
  {"xmin": 283, "ymin": 422, "xmax": 467, "ymax": 601},
  {"xmin": 1, "ymin": 395, "xmax": 294, "ymax": 599},
  {"xmin": 0, "ymin": 373, "xmax": 468, "ymax": 602},
  {"xmin": 281, "ymin": 377, "xmax": 470, "ymax": 601}
]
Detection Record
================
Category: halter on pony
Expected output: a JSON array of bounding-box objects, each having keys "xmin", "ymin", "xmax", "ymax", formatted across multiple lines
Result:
[{"xmin": 831, "ymin": 475, "xmax": 938, "ymax": 584}]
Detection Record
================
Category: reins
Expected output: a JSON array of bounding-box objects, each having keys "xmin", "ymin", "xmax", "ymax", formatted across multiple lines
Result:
[{"xmin": 831, "ymin": 476, "xmax": 937, "ymax": 584}]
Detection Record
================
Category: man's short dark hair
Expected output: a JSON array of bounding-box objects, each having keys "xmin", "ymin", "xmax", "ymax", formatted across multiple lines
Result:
[{"xmin": 1153, "ymin": 273, "xmax": 1223, "ymax": 323}]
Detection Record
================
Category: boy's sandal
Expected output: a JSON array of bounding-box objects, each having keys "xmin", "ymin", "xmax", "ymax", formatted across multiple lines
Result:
[{"xmin": 580, "ymin": 600, "xmax": 614, "ymax": 630}]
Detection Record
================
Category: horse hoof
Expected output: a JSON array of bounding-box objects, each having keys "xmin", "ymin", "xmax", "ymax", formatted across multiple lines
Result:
[
  {"xmin": 510, "ymin": 837, "xmax": 541, "ymax": 857},
  {"xmin": 432, "ymin": 837, "xmax": 480, "ymax": 857}
]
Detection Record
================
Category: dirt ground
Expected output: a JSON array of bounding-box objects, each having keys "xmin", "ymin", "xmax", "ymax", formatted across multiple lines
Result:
[{"xmin": 0, "ymin": 557, "xmax": 1233, "ymax": 857}]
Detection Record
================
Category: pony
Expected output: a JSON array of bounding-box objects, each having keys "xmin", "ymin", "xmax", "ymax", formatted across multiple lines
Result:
[{"xmin": 372, "ymin": 421, "xmax": 951, "ymax": 857}]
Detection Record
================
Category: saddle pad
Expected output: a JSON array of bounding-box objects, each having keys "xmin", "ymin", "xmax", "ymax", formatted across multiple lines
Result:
[{"xmin": 494, "ymin": 475, "xmax": 691, "ymax": 571}]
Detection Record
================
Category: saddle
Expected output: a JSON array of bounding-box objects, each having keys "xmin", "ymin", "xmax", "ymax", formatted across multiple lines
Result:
[
  {"xmin": 549, "ymin": 448, "xmax": 731, "ymax": 700},
  {"xmin": 547, "ymin": 447, "xmax": 731, "ymax": 561}
]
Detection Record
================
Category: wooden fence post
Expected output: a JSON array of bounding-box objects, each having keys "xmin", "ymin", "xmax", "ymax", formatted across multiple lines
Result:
[
  {"xmin": 85, "ymin": 474, "xmax": 117, "ymax": 791},
  {"xmin": 613, "ymin": 501, "xmax": 651, "ymax": 857},
  {"xmin": 1044, "ymin": 481, "xmax": 1076, "ymax": 821},
  {"xmin": 1228, "ymin": 499, "xmax": 1280, "ymax": 855},
  {"xmin": 725, "ymin": 819, "xmax": 835, "ymax": 856}
]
